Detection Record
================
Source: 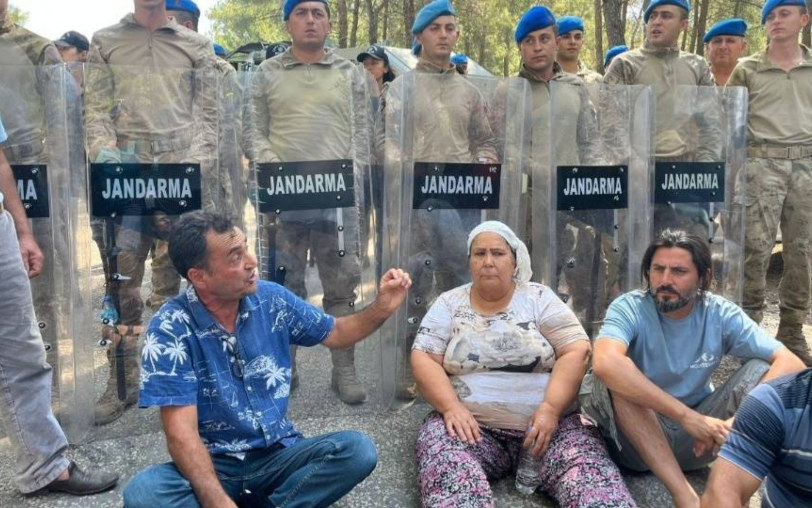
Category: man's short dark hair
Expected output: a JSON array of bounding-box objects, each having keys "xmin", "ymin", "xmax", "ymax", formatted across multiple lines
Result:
[
  {"xmin": 171, "ymin": 10, "xmax": 199, "ymax": 31},
  {"xmin": 169, "ymin": 211, "xmax": 233, "ymax": 279},
  {"xmin": 641, "ymin": 228, "xmax": 713, "ymax": 295}
]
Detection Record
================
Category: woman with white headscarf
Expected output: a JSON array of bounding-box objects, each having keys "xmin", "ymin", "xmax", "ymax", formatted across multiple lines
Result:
[{"xmin": 412, "ymin": 221, "xmax": 634, "ymax": 507}]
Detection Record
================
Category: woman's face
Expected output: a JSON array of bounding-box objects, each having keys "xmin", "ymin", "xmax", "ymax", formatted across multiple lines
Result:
[
  {"xmin": 362, "ymin": 56, "xmax": 387, "ymax": 81},
  {"xmin": 469, "ymin": 232, "xmax": 516, "ymax": 290}
]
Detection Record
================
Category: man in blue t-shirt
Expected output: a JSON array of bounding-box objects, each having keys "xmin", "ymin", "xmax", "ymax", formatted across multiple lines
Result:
[
  {"xmin": 580, "ymin": 228, "xmax": 805, "ymax": 507},
  {"xmin": 122, "ymin": 210, "xmax": 411, "ymax": 507},
  {"xmin": 701, "ymin": 368, "xmax": 812, "ymax": 507}
]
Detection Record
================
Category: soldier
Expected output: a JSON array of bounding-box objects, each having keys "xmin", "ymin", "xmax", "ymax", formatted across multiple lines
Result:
[
  {"xmin": 496, "ymin": 5, "xmax": 606, "ymax": 324},
  {"xmin": 0, "ymin": 0, "xmax": 72, "ymax": 397},
  {"xmin": 249, "ymin": 0, "xmax": 378, "ymax": 404},
  {"xmin": 604, "ymin": 0, "xmax": 721, "ymax": 237},
  {"xmin": 450, "ymin": 53, "xmax": 468, "ymax": 75},
  {"xmin": 704, "ymin": 18, "xmax": 748, "ymax": 86},
  {"xmin": 555, "ymin": 15, "xmax": 602, "ymax": 83},
  {"xmin": 728, "ymin": 0, "xmax": 812, "ymax": 366},
  {"xmin": 603, "ymin": 44, "xmax": 628, "ymax": 71},
  {"xmin": 84, "ymin": 0, "xmax": 219, "ymax": 424},
  {"xmin": 386, "ymin": 0, "xmax": 498, "ymax": 399}
]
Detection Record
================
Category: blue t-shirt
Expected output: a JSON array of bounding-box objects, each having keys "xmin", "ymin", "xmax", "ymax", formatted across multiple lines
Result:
[
  {"xmin": 598, "ymin": 290, "xmax": 781, "ymax": 407},
  {"xmin": 719, "ymin": 369, "xmax": 812, "ymax": 507},
  {"xmin": 140, "ymin": 281, "xmax": 335, "ymax": 455}
]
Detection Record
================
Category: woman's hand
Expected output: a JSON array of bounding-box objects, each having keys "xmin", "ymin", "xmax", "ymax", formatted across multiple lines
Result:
[
  {"xmin": 442, "ymin": 402, "xmax": 481, "ymax": 445},
  {"xmin": 523, "ymin": 402, "xmax": 560, "ymax": 458}
]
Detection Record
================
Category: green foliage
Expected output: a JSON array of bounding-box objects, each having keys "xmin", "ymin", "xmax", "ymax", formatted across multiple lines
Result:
[
  {"xmin": 208, "ymin": 0, "xmax": 771, "ymax": 76},
  {"xmin": 9, "ymin": 6, "xmax": 28, "ymax": 25}
]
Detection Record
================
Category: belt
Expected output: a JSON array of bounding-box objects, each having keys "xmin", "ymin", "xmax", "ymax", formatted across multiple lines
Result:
[
  {"xmin": 747, "ymin": 144, "xmax": 812, "ymax": 160},
  {"xmin": 118, "ymin": 134, "xmax": 193, "ymax": 155}
]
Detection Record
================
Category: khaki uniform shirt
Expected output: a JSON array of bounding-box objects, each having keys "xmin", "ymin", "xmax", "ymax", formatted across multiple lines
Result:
[
  {"xmin": 0, "ymin": 18, "xmax": 61, "ymax": 159},
  {"xmin": 84, "ymin": 14, "xmax": 218, "ymax": 162},
  {"xmin": 727, "ymin": 46, "xmax": 812, "ymax": 146},
  {"xmin": 604, "ymin": 41, "xmax": 721, "ymax": 160},
  {"xmin": 250, "ymin": 48, "xmax": 373, "ymax": 165},
  {"xmin": 386, "ymin": 58, "xmax": 497, "ymax": 162},
  {"xmin": 574, "ymin": 60, "xmax": 603, "ymax": 85}
]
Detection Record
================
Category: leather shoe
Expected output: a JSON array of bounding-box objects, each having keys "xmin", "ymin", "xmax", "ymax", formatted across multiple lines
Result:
[{"xmin": 35, "ymin": 461, "xmax": 118, "ymax": 496}]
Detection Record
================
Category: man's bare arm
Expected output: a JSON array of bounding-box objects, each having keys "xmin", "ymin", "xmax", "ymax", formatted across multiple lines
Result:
[
  {"xmin": 160, "ymin": 406, "xmax": 237, "ymax": 508},
  {"xmin": 701, "ymin": 458, "xmax": 761, "ymax": 508}
]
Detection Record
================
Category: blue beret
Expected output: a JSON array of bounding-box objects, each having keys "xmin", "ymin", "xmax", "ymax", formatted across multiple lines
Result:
[
  {"xmin": 412, "ymin": 0, "xmax": 456, "ymax": 34},
  {"xmin": 644, "ymin": 0, "xmax": 690, "ymax": 23},
  {"xmin": 165, "ymin": 0, "xmax": 200, "ymax": 18},
  {"xmin": 604, "ymin": 45, "xmax": 628, "ymax": 68},
  {"xmin": 556, "ymin": 16, "xmax": 584, "ymax": 36},
  {"xmin": 213, "ymin": 43, "xmax": 227, "ymax": 57},
  {"xmin": 703, "ymin": 18, "xmax": 747, "ymax": 44},
  {"xmin": 283, "ymin": 0, "xmax": 329, "ymax": 21},
  {"xmin": 450, "ymin": 53, "xmax": 468, "ymax": 65},
  {"xmin": 515, "ymin": 6, "xmax": 556, "ymax": 44},
  {"xmin": 762, "ymin": 0, "xmax": 806, "ymax": 24}
]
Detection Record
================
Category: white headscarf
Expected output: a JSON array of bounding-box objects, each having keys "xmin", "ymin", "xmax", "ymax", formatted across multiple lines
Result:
[{"xmin": 466, "ymin": 221, "xmax": 532, "ymax": 284}]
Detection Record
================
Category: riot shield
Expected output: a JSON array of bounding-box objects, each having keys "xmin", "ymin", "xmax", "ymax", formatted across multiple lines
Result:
[
  {"xmin": 245, "ymin": 63, "xmax": 383, "ymax": 415},
  {"xmin": 534, "ymin": 82, "xmax": 652, "ymax": 336},
  {"xmin": 83, "ymin": 63, "xmax": 223, "ymax": 433},
  {"xmin": 650, "ymin": 85, "xmax": 746, "ymax": 302},
  {"xmin": 0, "ymin": 56, "xmax": 92, "ymax": 443},
  {"xmin": 381, "ymin": 72, "xmax": 529, "ymax": 407}
]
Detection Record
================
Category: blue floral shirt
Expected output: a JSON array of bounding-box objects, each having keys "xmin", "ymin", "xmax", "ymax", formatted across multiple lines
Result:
[{"xmin": 140, "ymin": 281, "xmax": 335, "ymax": 455}]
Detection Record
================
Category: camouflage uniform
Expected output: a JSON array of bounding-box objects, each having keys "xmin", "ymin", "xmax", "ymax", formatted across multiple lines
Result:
[
  {"xmin": 385, "ymin": 58, "xmax": 498, "ymax": 397},
  {"xmin": 728, "ymin": 46, "xmax": 812, "ymax": 365},
  {"xmin": 0, "ymin": 20, "xmax": 69, "ymax": 371},
  {"xmin": 574, "ymin": 60, "xmax": 603, "ymax": 84},
  {"xmin": 604, "ymin": 41, "xmax": 724, "ymax": 237},
  {"xmin": 84, "ymin": 14, "xmax": 219, "ymax": 422},
  {"xmin": 249, "ymin": 48, "xmax": 375, "ymax": 403}
]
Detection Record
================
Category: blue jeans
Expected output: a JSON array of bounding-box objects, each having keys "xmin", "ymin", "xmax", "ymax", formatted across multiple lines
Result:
[
  {"xmin": 123, "ymin": 431, "xmax": 377, "ymax": 507},
  {"xmin": 0, "ymin": 211, "xmax": 70, "ymax": 493}
]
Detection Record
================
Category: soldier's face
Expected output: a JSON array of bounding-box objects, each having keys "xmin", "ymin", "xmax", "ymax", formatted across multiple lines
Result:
[
  {"xmin": 706, "ymin": 36, "xmax": 746, "ymax": 68},
  {"xmin": 134, "ymin": 0, "xmax": 165, "ymax": 11},
  {"xmin": 285, "ymin": 2, "xmax": 332, "ymax": 50},
  {"xmin": 416, "ymin": 16, "xmax": 459, "ymax": 63},
  {"xmin": 558, "ymin": 30, "xmax": 585, "ymax": 62},
  {"xmin": 646, "ymin": 6, "xmax": 688, "ymax": 47},
  {"xmin": 765, "ymin": 6, "xmax": 810, "ymax": 42},
  {"xmin": 519, "ymin": 27, "xmax": 559, "ymax": 74}
]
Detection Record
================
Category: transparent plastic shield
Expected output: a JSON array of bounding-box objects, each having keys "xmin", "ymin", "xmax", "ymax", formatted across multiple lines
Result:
[
  {"xmin": 83, "ymin": 64, "xmax": 222, "ymax": 435},
  {"xmin": 650, "ymin": 85, "xmax": 746, "ymax": 302},
  {"xmin": 382, "ymin": 72, "xmax": 530, "ymax": 407},
  {"xmin": 245, "ymin": 65, "xmax": 383, "ymax": 415},
  {"xmin": 0, "ymin": 61, "xmax": 90, "ymax": 442},
  {"xmin": 534, "ymin": 82, "xmax": 652, "ymax": 336}
]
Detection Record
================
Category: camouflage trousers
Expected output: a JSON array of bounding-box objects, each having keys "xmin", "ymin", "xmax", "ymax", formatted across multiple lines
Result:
[
  {"xmin": 742, "ymin": 156, "xmax": 812, "ymax": 320},
  {"xmin": 272, "ymin": 214, "xmax": 361, "ymax": 314}
]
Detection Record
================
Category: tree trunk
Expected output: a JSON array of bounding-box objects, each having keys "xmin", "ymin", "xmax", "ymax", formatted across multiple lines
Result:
[
  {"xmin": 604, "ymin": 0, "xmax": 626, "ymax": 47},
  {"xmin": 594, "ymin": 0, "xmax": 605, "ymax": 72},
  {"xmin": 403, "ymin": 0, "xmax": 415, "ymax": 48},
  {"xmin": 350, "ymin": 0, "xmax": 360, "ymax": 46},
  {"xmin": 694, "ymin": 0, "xmax": 710, "ymax": 57},
  {"xmin": 366, "ymin": 0, "xmax": 378, "ymax": 43},
  {"xmin": 336, "ymin": 0, "xmax": 348, "ymax": 47},
  {"xmin": 804, "ymin": 0, "xmax": 812, "ymax": 46}
]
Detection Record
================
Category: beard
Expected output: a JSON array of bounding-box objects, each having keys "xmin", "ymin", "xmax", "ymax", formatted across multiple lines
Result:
[{"xmin": 650, "ymin": 285, "xmax": 694, "ymax": 313}]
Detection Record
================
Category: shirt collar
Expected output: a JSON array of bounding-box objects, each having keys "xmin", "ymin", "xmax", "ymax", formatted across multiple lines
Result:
[
  {"xmin": 278, "ymin": 47, "xmax": 338, "ymax": 69},
  {"xmin": 121, "ymin": 13, "xmax": 182, "ymax": 34},
  {"xmin": 415, "ymin": 57, "xmax": 457, "ymax": 74},
  {"xmin": 641, "ymin": 40, "xmax": 681, "ymax": 58},
  {"xmin": 755, "ymin": 44, "xmax": 812, "ymax": 72},
  {"xmin": 184, "ymin": 285, "xmax": 258, "ymax": 336},
  {"xmin": 518, "ymin": 61, "xmax": 565, "ymax": 83}
]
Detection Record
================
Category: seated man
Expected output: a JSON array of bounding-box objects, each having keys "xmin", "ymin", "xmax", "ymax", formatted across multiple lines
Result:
[
  {"xmin": 122, "ymin": 211, "xmax": 411, "ymax": 507},
  {"xmin": 701, "ymin": 368, "xmax": 812, "ymax": 507},
  {"xmin": 580, "ymin": 229, "xmax": 805, "ymax": 508}
]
